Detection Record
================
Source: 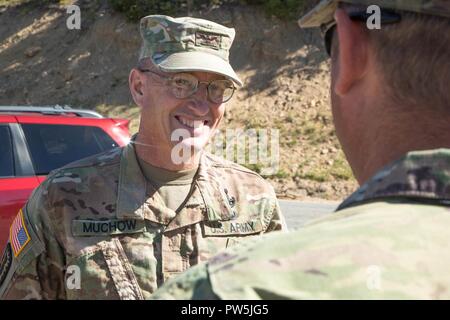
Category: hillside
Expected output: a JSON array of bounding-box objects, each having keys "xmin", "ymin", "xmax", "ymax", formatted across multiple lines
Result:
[{"xmin": 0, "ymin": 0, "xmax": 358, "ymax": 201}]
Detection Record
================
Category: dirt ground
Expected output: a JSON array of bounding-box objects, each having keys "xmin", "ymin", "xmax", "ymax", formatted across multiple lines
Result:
[{"xmin": 0, "ymin": 0, "xmax": 358, "ymax": 201}]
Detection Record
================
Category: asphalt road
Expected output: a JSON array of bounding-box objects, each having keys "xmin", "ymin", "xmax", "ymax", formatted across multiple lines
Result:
[{"xmin": 279, "ymin": 200, "xmax": 339, "ymax": 230}]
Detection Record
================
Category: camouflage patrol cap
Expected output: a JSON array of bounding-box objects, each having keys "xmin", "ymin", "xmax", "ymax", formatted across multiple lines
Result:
[
  {"xmin": 139, "ymin": 15, "xmax": 242, "ymax": 86},
  {"xmin": 299, "ymin": 0, "xmax": 450, "ymax": 28}
]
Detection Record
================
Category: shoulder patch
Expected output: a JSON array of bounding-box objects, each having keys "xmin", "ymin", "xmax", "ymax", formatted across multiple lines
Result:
[
  {"xmin": 10, "ymin": 209, "xmax": 31, "ymax": 257},
  {"xmin": 0, "ymin": 243, "xmax": 13, "ymax": 288}
]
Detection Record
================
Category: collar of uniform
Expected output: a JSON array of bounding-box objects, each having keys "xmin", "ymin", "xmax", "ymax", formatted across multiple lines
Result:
[
  {"xmin": 338, "ymin": 148, "xmax": 450, "ymax": 211},
  {"xmin": 195, "ymin": 152, "xmax": 235, "ymax": 221},
  {"xmin": 116, "ymin": 143, "xmax": 234, "ymax": 222},
  {"xmin": 164, "ymin": 187, "xmax": 206, "ymax": 232},
  {"xmin": 116, "ymin": 142, "xmax": 147, "ymax": 220}
]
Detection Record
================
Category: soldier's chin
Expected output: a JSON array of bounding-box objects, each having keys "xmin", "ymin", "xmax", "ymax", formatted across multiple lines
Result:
[
  {"xmin": 170, "ymin": 137, "xmax": 208, "ymax": 165},
  {"xmin": 179, "ymin": 136, "xmax": 209, "ymax": 152}
]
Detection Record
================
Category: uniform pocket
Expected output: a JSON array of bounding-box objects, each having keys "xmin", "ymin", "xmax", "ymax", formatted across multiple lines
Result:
[
  {"xmin": 65, "ymin": 238, "xmax": 143, "ymax": 300},
  {"xmin": 198, "ymin": 219, "xmax": 264, "ymax": 260}
]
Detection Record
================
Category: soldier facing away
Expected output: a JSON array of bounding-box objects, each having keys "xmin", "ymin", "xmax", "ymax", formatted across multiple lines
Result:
[
  {"xmin": 0, "ymin": 15, "xmax": 286, "ymax": 299},
  {"xmin": 151, "ymin": 0, "xmax": 450, "ymax": 299}
]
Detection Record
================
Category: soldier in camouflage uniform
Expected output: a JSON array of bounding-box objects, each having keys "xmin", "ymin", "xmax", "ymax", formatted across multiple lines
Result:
[
  {"xmin": 151, "ymin": 0, "xmax": 450, "ymax": 299},
  {"xmin": 0, "ymin": 16, "xmax": 286, "ymax": 299}
]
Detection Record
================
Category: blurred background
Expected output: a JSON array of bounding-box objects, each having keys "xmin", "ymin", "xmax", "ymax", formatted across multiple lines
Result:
[{"xmin": 0, "ymin": 0, "xmax": 357, "ymax": 201}]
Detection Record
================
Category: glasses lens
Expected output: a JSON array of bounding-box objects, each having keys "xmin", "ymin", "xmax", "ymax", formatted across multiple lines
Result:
[
  {"xmin": 170, "ymin": 73, "xmax": 198, "ymax": 98},
  {"xmin": 324, "ymin": 25, "xmax": 336, "ymax": 56},
  {"xmin": 208, "ymin": 80, "xmax": 235, "ymax": 103}
]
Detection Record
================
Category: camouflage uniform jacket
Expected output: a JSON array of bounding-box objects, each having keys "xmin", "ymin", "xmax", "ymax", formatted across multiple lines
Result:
[
  {"xmin": 0, "ymin": 143, "xmax": 285, "ymax": 299},
  {"xmin": 151, "ymin": 148, "xmax": 450, "ymax": 299}
]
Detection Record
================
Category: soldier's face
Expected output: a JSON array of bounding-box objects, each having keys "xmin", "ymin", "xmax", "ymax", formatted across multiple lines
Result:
[{"xmin": 140, "ymin": 69, "xmax": 226, "ymax": 158}]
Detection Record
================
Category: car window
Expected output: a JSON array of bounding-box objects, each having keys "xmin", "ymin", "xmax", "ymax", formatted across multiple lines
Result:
[
  {"xmin": 0, "ymin": 125, "xmax": 14, "ymax": 178},
  {"xmin": 21, "ymin": 124, "xmax": 119, "ymax": 175}
]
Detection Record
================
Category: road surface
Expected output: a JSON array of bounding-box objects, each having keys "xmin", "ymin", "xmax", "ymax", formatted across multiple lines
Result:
[{"xmin": 279, "ymin": 200, "xmax": 339, "ymax": 230}]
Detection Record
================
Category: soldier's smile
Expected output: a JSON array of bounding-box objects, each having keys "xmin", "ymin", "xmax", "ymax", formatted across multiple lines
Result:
[{"xmin": 174, "ymin": 115, "xmax": 210, "ymax": 134}]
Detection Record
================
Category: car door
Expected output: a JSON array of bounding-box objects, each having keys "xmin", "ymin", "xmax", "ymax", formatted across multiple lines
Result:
[
  {"xmin": 17, "ymin": 120, "xmax": 121, "ymax": 181},
  {"xmin": 0, "ymin": 116, "xmax": 39, "ymax": 252}
]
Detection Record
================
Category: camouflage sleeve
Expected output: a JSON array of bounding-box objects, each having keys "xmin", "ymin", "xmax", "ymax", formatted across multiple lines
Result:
[
  {"xmin": 263, "ymin": 196, "xmax": 288, "ymax": 233},
  {"xmin": 151, "ymin": 263, "xmax": 219, "ymax": 300},
  {"xmin": 0, "ymin": 181, "xmax": 66, "ymax": 300}
]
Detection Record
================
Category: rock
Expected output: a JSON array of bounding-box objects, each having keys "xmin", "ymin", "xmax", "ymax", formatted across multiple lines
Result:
[
  {"xmin": 64, "ymin": 72, "xmax": 73, "ymax": 82},
  {"xmin": 317, "ymin": 184, "xmax": 329, "ymax": 193},
  {"xmin": 25, "ymin": 46, "xmax": 41, "ymax": 58},
  {"xmin": 286, "ymin": 188, "xmax": 308, "ymax": 199}
]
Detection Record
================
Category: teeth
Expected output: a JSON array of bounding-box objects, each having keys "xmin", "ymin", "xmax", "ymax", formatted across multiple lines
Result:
[
  {"xmin": 179, "ymin": 117, "xmax": 204, "ymax": 129},
  {"xmin": 193, "ymin": 120, "xmax": 203, "ymax": 129}
]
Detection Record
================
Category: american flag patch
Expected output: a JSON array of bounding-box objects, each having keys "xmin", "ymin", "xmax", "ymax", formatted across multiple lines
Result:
[{"xmin": 10, "ymin": 209, "xmax": 31, "ymax": 257}]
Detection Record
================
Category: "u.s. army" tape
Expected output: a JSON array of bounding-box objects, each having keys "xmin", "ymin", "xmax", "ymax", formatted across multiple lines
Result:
[{"xmin": 203, "ymin": 220, "xmax": 263, "ymax": 236}]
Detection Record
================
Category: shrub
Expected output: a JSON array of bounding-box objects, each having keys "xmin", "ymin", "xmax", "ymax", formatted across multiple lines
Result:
[{"xmin": 108, "ymin": 0, "xmax": 307, "ymax": 22}]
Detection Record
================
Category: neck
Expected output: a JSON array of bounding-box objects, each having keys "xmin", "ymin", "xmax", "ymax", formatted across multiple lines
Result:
[
  {"xmin": 134, "ymin": 133, "xmax": 201, "ymax": 171},
  {"xmin": 354, "ymin": 109, "xmax": 450, "ymax": 185}
]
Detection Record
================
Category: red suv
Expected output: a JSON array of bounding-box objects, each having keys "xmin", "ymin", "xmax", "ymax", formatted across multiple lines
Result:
[{"xmin": 0, "ymin": 106, "xmax": 131, "ymax": 251}]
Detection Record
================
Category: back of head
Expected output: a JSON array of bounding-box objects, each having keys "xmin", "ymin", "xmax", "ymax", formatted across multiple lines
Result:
[{"xmin": 300, "ymin": 0, "xmax": 450, "ymax": 115}]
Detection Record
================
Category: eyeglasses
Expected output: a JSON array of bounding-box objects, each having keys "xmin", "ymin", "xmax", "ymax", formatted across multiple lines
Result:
[
  {"xmin": 321, "ymin": 10, "xmax": 402, "ymax": 56},
  {"xmin": 139, "ymin": 69, "xmax": 236, "ymax": 104}
]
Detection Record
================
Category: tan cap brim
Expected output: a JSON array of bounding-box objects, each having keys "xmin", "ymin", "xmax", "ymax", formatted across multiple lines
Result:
[
  {"xmin": 299, "ymin": 0, "xmax": 450, "ymax": 29},
  {"xmin": 154, "ymin": 51, "xmax": 243, "ymax": 87},
  {"xmin": 298, "ymin": 0, "xmax": 337, "ymax": 28}
]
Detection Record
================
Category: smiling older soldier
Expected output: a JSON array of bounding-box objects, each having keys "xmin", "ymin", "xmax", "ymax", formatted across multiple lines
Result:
[{"xmin": 0, "ymin": 15, "xmax": 286, "ymax": 299}]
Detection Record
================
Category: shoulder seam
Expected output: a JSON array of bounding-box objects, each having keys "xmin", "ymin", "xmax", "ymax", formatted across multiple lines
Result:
[{"xmin": 206, "ymin": 155, "xmax": 266, "ymax": 179}]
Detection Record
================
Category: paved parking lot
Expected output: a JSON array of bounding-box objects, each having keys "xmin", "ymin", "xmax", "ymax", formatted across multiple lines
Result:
[{"xmin": 279, "ymin": 200, "xmax": 339, "ymax": 230}]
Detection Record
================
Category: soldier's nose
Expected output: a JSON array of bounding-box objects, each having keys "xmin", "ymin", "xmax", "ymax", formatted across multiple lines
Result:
[{"xmin": 190, "ymin": 85, "xmax": 210, "ymax": 115}]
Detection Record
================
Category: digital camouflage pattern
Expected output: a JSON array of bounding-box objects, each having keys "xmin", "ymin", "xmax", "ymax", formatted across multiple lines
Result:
[
  {"xmin": 151, "ymin": 149, "xmax": 450, "ymax": 299},
  {"xmin": 139, "ymin": 15, "xmax": 242, "ymax": 86},
  {"xmin": 0, "ymin": 143, "xmax": 285, "ymax": 299},
  {"xmin": 299, "ymin": 0, "xmax": 450, "ymax": 28}
]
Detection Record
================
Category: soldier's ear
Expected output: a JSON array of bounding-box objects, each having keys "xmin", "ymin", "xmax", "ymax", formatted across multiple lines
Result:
[
  {"xmin": 129, "ymin": 69, "xmax": 144, "ymax": 104},
  {"xmin": 333, "ymin": 8, "xmax": 369, "ymax": 96}
]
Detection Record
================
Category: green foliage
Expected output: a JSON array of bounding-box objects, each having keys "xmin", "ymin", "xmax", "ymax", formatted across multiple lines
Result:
[
  {"xmin": 330, "ymin": 155, "xmax": 354, "ymax": 181},
  {"xmin": 295, "ymin": 169, "xmax": 328, "ymax": 182},
  {"xmin": 237, "ymin": 0, "xmax": 308, "ymax": 20},
  {"xmin": 274, "ymin": 169, "xmax": 289, "ymax": 179},
  {"xmin": 0, "ymin": 0, "xmax": 59, "ymax": 5},
  {"xmin": 109, "ymin": 0, "xmax": 221, "ymax": 21},
  {"xmin": 244, "ymin": 163, "xmax": 262, "ymax": 174},
  {"xmin": 109, "ymin": 0, "xmax": 177, "ymax": 21},
  {"xmin": 108, "ymin": 0, "xmax": 307, "ymax": 22},
  {"xmin": 258, "ymin": 0, "xmax": 306, "ymax": 20}
]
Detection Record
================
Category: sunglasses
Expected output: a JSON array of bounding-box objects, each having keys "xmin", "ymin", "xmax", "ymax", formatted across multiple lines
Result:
[
  {"xmin": 321, "ymin": 9, "xmax": 402, "ymax": 56},
  {"xmin": 139, "ymin": 69, "xmax": 236, "ymax": 104}
]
